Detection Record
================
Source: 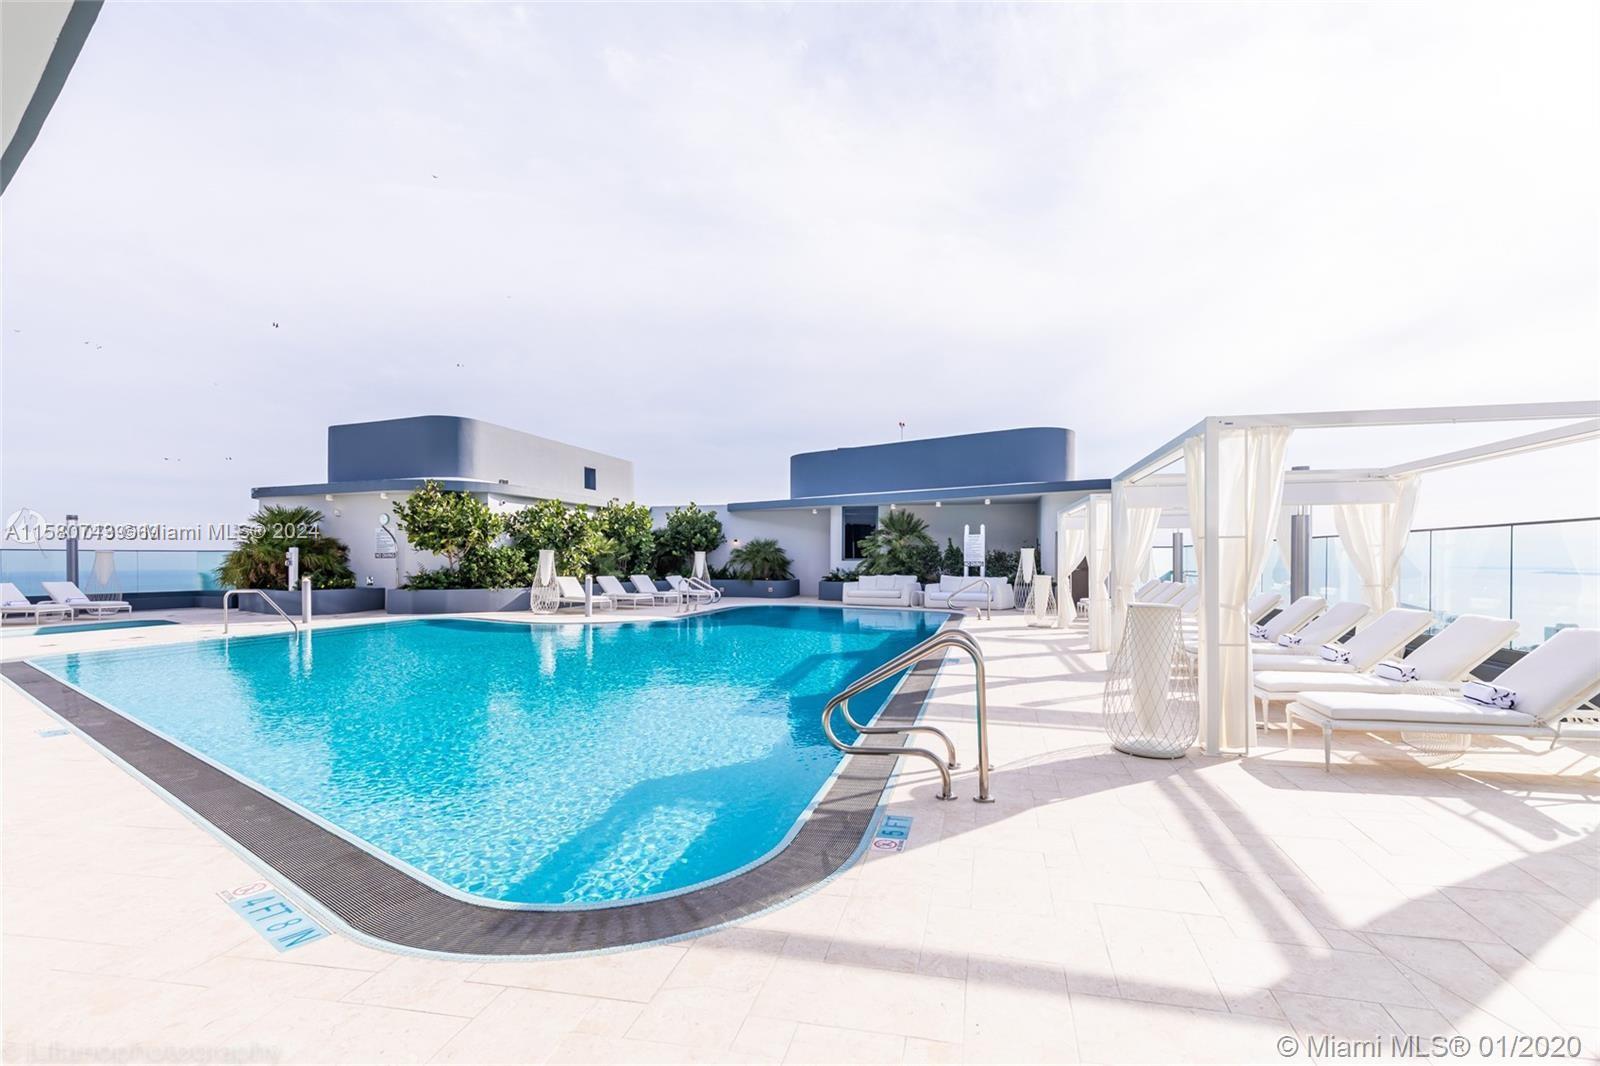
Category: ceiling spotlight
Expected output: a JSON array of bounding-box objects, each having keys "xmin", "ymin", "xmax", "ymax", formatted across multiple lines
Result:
[
  {"xmin": 984, "ymin": 498, "xmax": 991, "ymax": 505},
  {"xmin": 934, "ymin": 501, "xmax": 942, "ymax": 508},
  {"xmin": 811, "ymin": 508, "xmax": 818, "ymax": 515},
  {"xmin": 324, "ymin": 494, "xmax": 334, "ymax": 502}
]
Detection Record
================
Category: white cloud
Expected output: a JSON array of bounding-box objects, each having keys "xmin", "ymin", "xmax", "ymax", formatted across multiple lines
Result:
[{"xmin": 2, "ymin": 1, "xmax": 1594, "ymax": 535}]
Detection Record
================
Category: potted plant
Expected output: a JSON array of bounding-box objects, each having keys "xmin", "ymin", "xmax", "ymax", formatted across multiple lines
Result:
[
  {"xmin": 715, "ymin": 538, "xmax": 799, "ymax": 598},
  {"xmin": 216, "ymin": 505, "xmax": 385, "ymax": 615},
  {"xmin": 386, "ymin": 481, "xmax": 534, "ymax": 613},
  {"xmin": 818, "ymin": 565, "xmax": 859, "ymax": 601}
]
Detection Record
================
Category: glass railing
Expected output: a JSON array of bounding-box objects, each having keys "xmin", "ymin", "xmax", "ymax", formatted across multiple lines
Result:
[
  {"xmin": 0, "ymin": 549, "xmax": 231, "ymax": 597},
  {"xmin": 1271, "ymin": 518, "xmax": 1596, "ymax": 651},
  {"xmin": 1158, "ymin": 517, "xmax": 1596, "ymax": 650}
]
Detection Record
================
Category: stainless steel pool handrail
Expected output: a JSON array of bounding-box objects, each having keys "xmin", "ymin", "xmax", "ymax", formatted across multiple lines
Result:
[
  {"xmin": 821, "ymin": 627, "xmax": 993, "ymax": 802},
  {"xmin": 679, "ymin": 576, "xmax": 721, "ymax": 613},
  {"xmin": 950, "ymin": 577, "xmax": 995, "ymax": 620},
  {"xmin": 222, "ymin": 589, "xmax": 299, "ymax": 634}
]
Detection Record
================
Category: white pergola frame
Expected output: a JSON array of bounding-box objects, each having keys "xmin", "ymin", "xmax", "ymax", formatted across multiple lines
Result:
[{"xmin": 1101, "ymin": 401, "xmax": 1600, "ymax": 756}]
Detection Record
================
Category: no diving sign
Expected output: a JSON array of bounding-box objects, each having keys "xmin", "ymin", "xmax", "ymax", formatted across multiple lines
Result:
[{"xmin": 871, "ymin": 814, "xmax": 914, "ymax": 853}]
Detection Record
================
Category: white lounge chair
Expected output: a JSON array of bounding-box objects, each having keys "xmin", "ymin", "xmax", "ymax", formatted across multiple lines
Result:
[
  {"xmin": 1168, "ymin": 585, "xmax": 1201, "ymax": 613},
  {"xmin": 1246, "ymin": 592, "xmax": 1282, "ymax": 625},
  {"xmin": 596, "ymin": 575, "xmax": 653, "ymax": 609},
  {"xmin": 1250, "ymin": 607, "xmax": 1433, "ymax": 674},
  {"xmin": 1254, "ymin": 601, "xmax": 1369, "ymax": 655},
  {"xmin": 0, "ymin": 583, "xmax": 74, "ymax": 624},
  {"xmin": 555, "ymin": 575, "xmax": 611, "ymax": 611},
  {"xmin": 1134, "ymin": 578, "xmax": 1163, "ymax": 600},
  {"xmin": 1253, "ymin": 595, "xmax": 1325, "ymax": 643},
  {"xmin": 41, "ymin": 581, "xmax": 132, "ymax": 618},
  {"xmin": 1286, "ymin": 627, "xmax": 1600, "ymax": 769},
  {"xmin": 1146, "ymin": 582, "xmax": 1186, "ymax": 604},
  {"xmin": 631, "ymin": 575, "xmax": 680, "ymax": 605},
  {"xmin": 1252, "ymin": 614, "xmax": 1520, "ymax": 729}
]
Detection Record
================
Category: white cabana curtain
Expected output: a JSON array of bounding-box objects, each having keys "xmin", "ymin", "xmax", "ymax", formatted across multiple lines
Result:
[
  {"xmin": 1087, "ymin": 495, "xmax": 1114, "ymax": 651},
  {"xmin": 1333, "ymin": 475, "xmax": 1420, "ymax": 613},
  {"xmin": 1055, "ymin": 512, "xmax": 1087, "ymax": 628},
  {"xmin": 1109, "ymin": 481, "xmax": 1163, "ymax": 648},
  {"xmin": 1185, "ymin": 424, "xmax": 1292, "ymax": 753}
]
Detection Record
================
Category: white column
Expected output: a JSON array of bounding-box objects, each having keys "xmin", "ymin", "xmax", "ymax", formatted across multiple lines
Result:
[{"xmin": 1087, "ymin": 494, "xmax": 1113, "ymax": 651}]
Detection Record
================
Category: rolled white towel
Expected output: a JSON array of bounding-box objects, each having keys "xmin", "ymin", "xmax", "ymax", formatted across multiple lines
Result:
[
  {"xmin": 1319, "ymin": 644, "xmax": 1351, "ymax": 664},
  {"xmin": 1276, "ymin": 633, "xmax": 1303, "ymax": 647},
  {"xmin": 1373, "ymin": 659, "xmax": 1416, "ymax": 683},
  {"xmin": 1249, "ymin": 623, "xmax": 1269, "ymax": 641},
  {"xmin": 1462, "ymin": 680, "xmax": 1517, "ymax": 709}
]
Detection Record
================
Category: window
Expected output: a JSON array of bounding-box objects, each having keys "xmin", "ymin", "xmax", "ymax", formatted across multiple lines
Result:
[
  {"xmin": 583, "ymin": 466, "xmax": 597, "ymax": 491},
  {"xmin": 842, "ymin": 506, "xmax": 878, "ymax": 560}
]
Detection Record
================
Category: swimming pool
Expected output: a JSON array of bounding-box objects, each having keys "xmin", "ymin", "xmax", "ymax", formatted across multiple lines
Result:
[{"xmin": 27, "ymin": 606, "xmax": 949, "ymax": 909}]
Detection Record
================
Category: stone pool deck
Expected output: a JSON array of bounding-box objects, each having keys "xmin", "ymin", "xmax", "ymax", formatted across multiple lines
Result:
[{"xmin": 2, "ymin": 606, "xmax": 1596, "ymax": 1063}]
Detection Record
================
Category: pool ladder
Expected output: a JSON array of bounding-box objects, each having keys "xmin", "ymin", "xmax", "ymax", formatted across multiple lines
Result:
[
  {"xmin": 821, "ymin": 627, "xmax": 992, "ymax": 803},
  {"xmin": 222, "ymin": 589, "xmax": 299, "ymax": 634},
  {"xmin": 950, "ymin": 577, "xmax": 996, "ymax": 620}
]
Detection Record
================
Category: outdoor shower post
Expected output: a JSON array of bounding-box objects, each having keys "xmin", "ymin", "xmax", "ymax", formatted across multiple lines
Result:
[
  {"xmin": 64, "ymin": 514, "xmax": 79, "ymax": 586},
  {"xmin": 1289, "ymin": 465, "xmax": 1311, "ymax": 601}
]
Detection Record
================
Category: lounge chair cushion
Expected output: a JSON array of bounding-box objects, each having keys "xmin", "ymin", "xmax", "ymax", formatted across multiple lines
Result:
[
  {"xmin": 1253, "ymin": 671, "xmax": 1452, "ymax": 696},
  {"xmin": 1293, "ymin": 690, "xmax": 1537, "ymax": 727},
  {"xmin": 1251, "ymin": 654, "xmax": 1356, "ymax": 673}
]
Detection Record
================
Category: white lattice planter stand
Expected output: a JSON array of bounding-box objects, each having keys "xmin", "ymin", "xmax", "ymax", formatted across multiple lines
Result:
[{"xmin": 1103, "ymin": 602, "xmax": 1198, "ymax": 759}]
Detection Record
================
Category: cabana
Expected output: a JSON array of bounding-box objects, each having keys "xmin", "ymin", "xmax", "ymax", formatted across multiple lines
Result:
[{"xmin": 1070, "ymin": 402, "xmax": 1598, "ymax": 756}]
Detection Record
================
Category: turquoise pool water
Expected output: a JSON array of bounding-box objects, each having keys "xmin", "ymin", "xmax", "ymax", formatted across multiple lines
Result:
[
  {"xmin": 29, "ymin": 606, "xmax": 948, "ymax": 906},
  {"xmin": 34, "ymin": 618, "xmax": 178, "ymax": 635}
]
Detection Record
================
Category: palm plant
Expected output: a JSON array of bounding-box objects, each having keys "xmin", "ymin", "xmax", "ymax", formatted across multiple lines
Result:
[
  {"xmin": 217, "ymin": 505, "xmax": 355, "ymax": 589},
  {"xmin": 727, "ymin": 538, "xmax": 794, "ymax": 581},
  {"xmin": 858, "ymin": 510, "xmax": 938, "ymax": 578}
]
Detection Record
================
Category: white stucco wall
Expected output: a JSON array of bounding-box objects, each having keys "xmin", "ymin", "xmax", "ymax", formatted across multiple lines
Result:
[
  {"xmin": 260, "ymin": 489, "xmax": 560, "ymax": 589},
  {"xmin": 650, "ymin": 504, "xmax": 833, "ymax": 593}
]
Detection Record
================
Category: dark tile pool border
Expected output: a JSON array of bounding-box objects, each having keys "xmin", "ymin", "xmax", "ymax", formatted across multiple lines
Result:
[{"xmin": 0, "ymin": 636, "xmax": 952, "ymax": 957}]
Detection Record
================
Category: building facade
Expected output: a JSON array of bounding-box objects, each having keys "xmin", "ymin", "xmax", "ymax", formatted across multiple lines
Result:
[{"xmin": 252, "ymin": 415, "xmax": 632, "ymax": 588}]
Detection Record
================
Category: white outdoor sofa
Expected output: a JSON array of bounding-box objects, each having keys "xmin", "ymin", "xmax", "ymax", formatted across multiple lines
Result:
[
  {"xmin": 841, "ymin": 575, "xmax": 921, "ymax": 607},
  {"xmin": 1, "ymin": 583, "xmax": 74, "ymax": 625},
  {"xmin": 1252, "ymin": 613, "xmax": 1520, "ymax": 730},
  {"xmin": 1285, "ymin": 627, "xmax": 1600, "ymax": 769},
  {"xmin": 41, "ymin": 581, "xmax": 132, "ymax": 618},
  {"xmin": 923, "ymin": 575, "xmax": 1017, "ymax": 611}
]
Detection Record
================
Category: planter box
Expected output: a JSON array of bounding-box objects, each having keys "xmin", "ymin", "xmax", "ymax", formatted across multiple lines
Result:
[
  {"xmin": 711, "ymin": 579, "xmax": 800, "ymax": 599},
  {"xmin": 385, "ymin": 587, "xmax": 531, "ymax": 614},
  {"xmin": 818, "ymin": 580, "xmax": 844, "ymax": 602},
  {"xmin": 237, "ymin": 588, "xmax": 387, "ymax": 616}
]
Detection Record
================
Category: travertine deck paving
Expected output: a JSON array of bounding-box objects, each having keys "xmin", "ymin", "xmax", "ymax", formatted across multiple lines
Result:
[{"xmin": 3, "ymin": 608, "xmax": 1596, "ymax": 1064}]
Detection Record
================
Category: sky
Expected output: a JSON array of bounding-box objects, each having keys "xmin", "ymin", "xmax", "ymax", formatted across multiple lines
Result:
[{"xmin": 2, "ymin": 1, "xmax": 1597, "ymax": 546}]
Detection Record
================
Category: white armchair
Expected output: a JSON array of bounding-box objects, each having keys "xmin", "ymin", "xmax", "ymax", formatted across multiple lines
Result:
[
  {"xmin": 923, "ymin": 575, "xmax": 1017, "ymax": 611},
  {"xmin": 841, "ymin": 574, "xmax": 921, "ymax": 607}
]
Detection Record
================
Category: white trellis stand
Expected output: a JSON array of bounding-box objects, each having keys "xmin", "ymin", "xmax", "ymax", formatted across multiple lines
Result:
[{"xmin": 1103, "ymin": 602, "xmax": 1199, "ymax": 759}]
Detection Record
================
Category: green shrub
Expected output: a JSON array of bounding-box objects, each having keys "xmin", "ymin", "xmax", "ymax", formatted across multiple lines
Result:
[
  {"xmin": 392, "ymin": 481, "xmax": 502, "ymax": 568},
  {"xmin": 217, "ymin": 505, "xmax": 355, "ymax": 590},
  {"xmin": 592, "ymin": 500, "xmax": 655, "ymax": 577},
  {"xmin": 858, "ymin": 510, "xmax": 938, "ymax": 580},
  {"xmin": 727, "ymin": 538, "xmax": 794, "ymax": 581},
  {"xmin": 652, "ymin": 502, "xmax": 724, "ymax": 576},
  {"xmin": 984, "ymin": 549, "xmax": 1021, "ymax": 579},
  {"xmin": 822, "ymin": 566, "xmax": 861, "ymax": 582},
  {"xmin": 503, "ymin": 498, "xmax": 606, "ymax": 576},
  {"xmin": 941, "ymin": 538, "xmax": 964, "ymax": 576}
]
